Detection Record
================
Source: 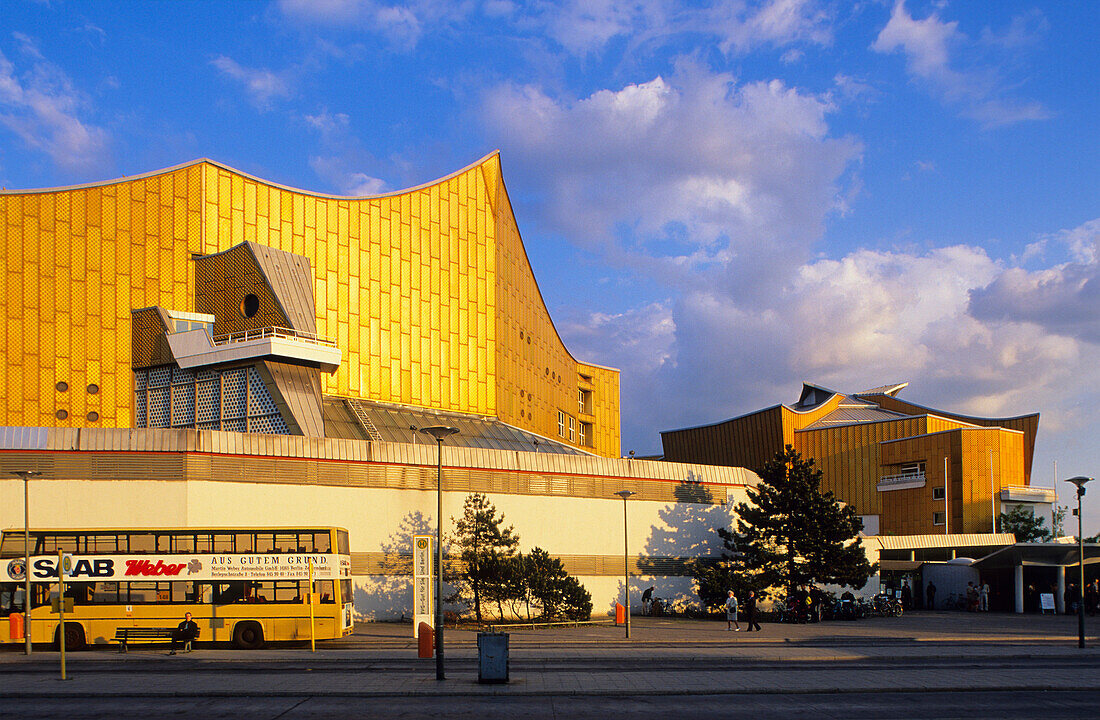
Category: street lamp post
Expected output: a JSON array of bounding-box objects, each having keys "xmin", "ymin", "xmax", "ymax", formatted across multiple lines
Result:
[
  {"xmin": 1066, "ymin": 476, "xmax": 1092, "ymax": 649},
  {"xmin": 419, "ymin": 426, "xmax": 459, "ymax": 680},
  {"xmin": 10, "ymin": 470, "xmax": 42, "ymax": 656},
  {"xmin": 615, "ymin": 490, "xmax": 635, "ymax": 639}
]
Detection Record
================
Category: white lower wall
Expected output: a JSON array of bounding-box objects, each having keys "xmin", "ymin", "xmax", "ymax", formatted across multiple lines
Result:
[{"xmin": 1, "ymin": 478, "xmax": 750, "ymax": 621}]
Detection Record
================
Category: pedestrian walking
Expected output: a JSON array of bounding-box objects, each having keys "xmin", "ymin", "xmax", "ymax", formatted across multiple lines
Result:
[
  {"xmin": 744, "ymin": 590, "xmax": 761, "ymax": 631},
  {"xmin": 642, "ymin": 586, "xmax": 655, "ymax": 616},
  {"xmin": 926, "ymin": 581, "xmax": 936, "ymax": 610},
  {"xmin": 901, "ymin": 581, "xmax": 912, "ymax": 611},
  {"xmin": 979, "ymin": 582, "xmax": 990, "ymax": 612},
  {"xmin": 725, "ymin": 590, "xmax": 740, "ymax": 631},
  {"xmin": 1086, "ymin": 580, "xmax": 1098, "ymax": 617}
]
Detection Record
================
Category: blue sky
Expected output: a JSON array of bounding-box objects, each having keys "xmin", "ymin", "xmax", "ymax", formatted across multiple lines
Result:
[{"xmin": 3, "ymin": 1, "xmax": 1099, "ymax": 532}]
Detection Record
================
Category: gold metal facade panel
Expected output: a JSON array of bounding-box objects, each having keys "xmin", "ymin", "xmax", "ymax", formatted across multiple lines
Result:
[
  {"xmin": 4, "ymin": 157, "xmax": 619, "ymax": 450},
  {"xmin": 661, "ymin": 406, "xmax": 785, "ymax": 472},
  {"xmin": 1, "ymin": 165, "xmax": 204, "ymax": 430},
  {"xmin": 194, "ymin": 244, "xmax": 288, "ymax": 335},
  {"xmin": 489, "ymin": 159, "xmax": 621, "ymax": 457},
  {"xmin": 198, "ymin": 164, "xmax": 497, "ymax": 417}
]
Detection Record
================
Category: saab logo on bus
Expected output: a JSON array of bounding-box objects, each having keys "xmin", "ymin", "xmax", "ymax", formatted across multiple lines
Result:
[
  {"xmin": 31, "ymin": 557, "xmax": 115, "ymax": 579},
  {"xmin": 6, "ymin": 558, "xmax": 26, "ymax": 581}
]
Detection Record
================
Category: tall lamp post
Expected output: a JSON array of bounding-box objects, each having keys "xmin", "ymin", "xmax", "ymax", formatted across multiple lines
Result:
[
  {"xmin": 1066, "ymin": 476, "xmax": 1092, "ymax": 649},
  {"xmin": 420, "ymin": 426, "xmax": 459, "ymax": 680},
  {"xmin": 10, "ymin": 470, "xmax": 42, "ymax": 656},
  {"xmin": 615, "ymin": 490, "xmax": 635, "ymax": 639}
]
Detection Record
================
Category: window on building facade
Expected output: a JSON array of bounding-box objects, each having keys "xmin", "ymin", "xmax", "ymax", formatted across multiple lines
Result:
[
  {"xmin": 557, "ymin": 410, "xmax": 565, "ymax": 437},
  {"xmin": 569, "ymin": 416, "xmax": 576, "ymax": 442},
  {"xmin": 932, "ymin": 486, "xmax": 946, "ymax": 500},
  {"xmin": 932, "ymin": 511, "xmax": 946, "ymax": 526},
  {"xmin": 578, "ymin": 388, "xmax": 591, "ymax": 415},
  {"xmin": 579, "ymin": 422, "xmax": 591, "ymax": 447}
]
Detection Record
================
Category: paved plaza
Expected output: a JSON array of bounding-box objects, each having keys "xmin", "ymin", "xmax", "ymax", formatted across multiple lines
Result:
[{"xmin": 2, "ymin": 611, "xmax": 1098, "ymax": 702}]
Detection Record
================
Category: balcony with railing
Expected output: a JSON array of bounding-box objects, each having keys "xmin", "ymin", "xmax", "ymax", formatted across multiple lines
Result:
[
  {"xmin": 213, "ymin": 326, "xmax": 338, "ymax": 348},
  {"xmin": 167, "ymin": 325, "xmax": 342, "ymax": 373},
  {"xmin": 877, "ymin": 470, "xmax": 927, "ymax": 492}
]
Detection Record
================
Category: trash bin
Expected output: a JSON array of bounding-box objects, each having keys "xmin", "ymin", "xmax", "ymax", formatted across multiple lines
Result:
[{"xmin": 477, "ymin": 632, "xmax": 509, "ymax": 684}]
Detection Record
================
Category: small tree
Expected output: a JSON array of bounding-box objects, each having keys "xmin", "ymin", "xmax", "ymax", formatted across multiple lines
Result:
[
  {"xmin": 734, "ymin": 445, "xmax": 872, "ymax": 599},
  {"xmin": 450, "ymin": 493, "xmax": 519, "ymax": 622},
  {"xmin": 690, "ymin": 527, "xmax": 756, "ymax": 610},
  {"xmin": 523, "ymin": 548, "xmax": 592, "ymax": 620},
  {"xmin": 998, "ymin": 505, "xmax": 1052, "ymax": 542}
]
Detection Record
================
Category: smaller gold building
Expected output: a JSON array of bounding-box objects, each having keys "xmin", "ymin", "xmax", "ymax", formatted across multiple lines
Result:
[{"xmin": 661, "ymin": 383, "xmax": 1053, "ymax": 535}]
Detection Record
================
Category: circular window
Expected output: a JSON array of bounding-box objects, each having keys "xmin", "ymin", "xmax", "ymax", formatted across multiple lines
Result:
[
  {"xmin": 241, "ymin": 294, "xmax": 260, "ymax": 318},
  {"xmin": 527, "ymin": 336, "xmax": 531, "ymax": 345},
  {"xmin": 545, "ymin": 368, "xmax": 549, "ymax": 375},
  {"xmin": 86, "ymin": 411, "xmax": 100, "ymax": 422},
  {"xmin": 87, "ymin": 383, "xmax": 100, "ymax": 395},
  {"xmin": 56, "ymin": 381, "xmax": 68, "ymax": 392},
  {"xmin": 519, "ymin": 331, "xmax": 524, "ymax": 340},
  {"xmin": 55, "ymin": 409, "xmax": 68, "ymax": 420}
]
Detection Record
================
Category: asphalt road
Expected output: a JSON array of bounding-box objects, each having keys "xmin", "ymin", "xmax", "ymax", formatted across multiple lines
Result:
[{"xmin": 4, "ymin": 691, "xmax": 1100, "ymax": 720}]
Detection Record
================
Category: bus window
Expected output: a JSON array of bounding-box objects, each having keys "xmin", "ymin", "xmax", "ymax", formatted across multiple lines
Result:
[
  {"xmin": 316, "ymin": 580, "xmax": 335, "ymax": 603},
  {"xmin": 0, "ymin": 584, "xmax": 21, "ymax": 615},
  {"xmin": 214, "ymin": 582, "xmax": 247, "ymax": 604},
  {"xmin": 173, "ymin": 534, "xmax": 196, "ymax": 553},
  {"xmin": 129, "ymin": 534, "xmax": 154, "ymax": 553},
  {"xmin": 274, "ymin": 534, "xmax": 296, "ymax": 553},
  {"xmin": 195, "ymin": 534, "xmax": 214, "ymax": 553},
  {"xmin": 41, "ymin": 534, "xmax": 78, "ymax": 553},
  {"xmin": 337, "ymin": 530, "xmax": 349, "ymax": 555},
  {"xmin": 313, "ymin": 532, "xmax": 331, "ymax": 553},
  {"xmin": 255, "ymin": 533, "xmax": 275, "ymax": 553},
  {"xmin": 128, "ymin": 582, "xmax": 158, "ymax": 603},
  {"xmin": 235, "ymin": 533, "xmax": 254, "ymax": 553},
  {"xmin": 190, "ymin": 584, "xmax": 213, "ymax": 604},
  {"xmin": 91, "ymin": 582, "xmax": 120, "ymax": 604},
  {"xmin": 213, "ymin": 534, "xmax": 234, "ymax": 553},
  {"xmin": 155, "ymin": 534, "xmax": 172, "ymax": 552},
  {"xmin": 341, "ymin": 580, "xmax": 353, "ymax": 605},
  {"xmin": 272, "ymin": 581, "xmax": 305, "ymax": 603},
  {"xmin": 90, "ymin": 534, "xmax": 121, "ymax": 553}
]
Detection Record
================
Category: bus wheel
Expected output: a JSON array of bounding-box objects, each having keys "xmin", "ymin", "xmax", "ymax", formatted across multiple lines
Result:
[
  {"xmin": 232, "ymin": 621, "xmax": 265, "ymax": 650},
  {"xmin": 55, "ymin": 623, "xmax": 86, "ymax": 651}
]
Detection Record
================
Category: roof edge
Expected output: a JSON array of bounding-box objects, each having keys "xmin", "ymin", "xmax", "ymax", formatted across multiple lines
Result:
[{"xmin": 0, "ymin": 151, "xmax": 504, "ymax": 200}]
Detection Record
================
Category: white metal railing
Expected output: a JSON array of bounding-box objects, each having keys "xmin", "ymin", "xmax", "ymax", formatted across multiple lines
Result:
[
  {"xmin": 878, "ymin": 471, "xmax": 926, "ymax": 488},
  {"xmin": 212, "ymin": 326, "xmax": 338, "ymax": 348},
  {"xmin": 1000, "ymin": 485, "xmax": 1056, "ymax": 499}
]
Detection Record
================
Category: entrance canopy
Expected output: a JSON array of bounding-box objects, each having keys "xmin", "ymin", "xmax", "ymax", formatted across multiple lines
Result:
[{"xmin": 972, "ymin": 542, "xmax": 1100, "ymax": 570}]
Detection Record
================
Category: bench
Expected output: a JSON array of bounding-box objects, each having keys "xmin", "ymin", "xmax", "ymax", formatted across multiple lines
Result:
[{"xmin": 113, "ymin": 627, "xmax": 180, "ymax": 653}]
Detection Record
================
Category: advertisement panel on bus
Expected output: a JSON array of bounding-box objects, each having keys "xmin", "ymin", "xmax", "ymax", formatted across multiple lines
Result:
[{"xmin": 4, "ymin": 554, "xmax": 352, "ymax": 583}]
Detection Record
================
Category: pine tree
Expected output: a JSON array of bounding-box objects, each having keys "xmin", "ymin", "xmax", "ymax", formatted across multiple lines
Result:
[
  {"xmin": 450, "ymin": 493, "xmax": 519, "ymax": 622},
  {"xmin": 734, "ymin": 445, "xmax": 872, "ymax": 598}
]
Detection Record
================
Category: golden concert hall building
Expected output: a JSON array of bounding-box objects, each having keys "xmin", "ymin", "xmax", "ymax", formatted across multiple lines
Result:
[
  {"xmin": 662, "ymin": 382, "xmax": 1055, "ymax": 537},
  {"xmin": 0, "ymin": 154, "xmax": 758, "ymax": 620}
]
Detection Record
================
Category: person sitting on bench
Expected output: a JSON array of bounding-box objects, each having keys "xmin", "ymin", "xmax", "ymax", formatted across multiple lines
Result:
[{"xmin": 169, "ymin": 612, "xmax": 199, "ymax": 654}]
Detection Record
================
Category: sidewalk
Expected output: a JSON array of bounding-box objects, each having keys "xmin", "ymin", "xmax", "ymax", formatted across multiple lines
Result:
[{"xmin": 2, "ymin": 613, "xmax": 1098, "ymax": 698}]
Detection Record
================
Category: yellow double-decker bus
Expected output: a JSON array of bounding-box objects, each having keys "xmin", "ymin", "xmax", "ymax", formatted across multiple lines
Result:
[{"xmin": 1, "ymin": 527, "xmax": 354, "ymax": 649}]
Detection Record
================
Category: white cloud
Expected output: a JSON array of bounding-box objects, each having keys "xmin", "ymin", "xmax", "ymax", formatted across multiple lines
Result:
[
  {"xmin": 276, "ymin": 0, "xmax": 470, "ymax": 50},
  {"xmin": 714, "ymin": 0, "xmax": 833, "ymax": 55},
  {"xmin": 969, "ymin": 219, "xmax": 1100, "ymax": 343},
  {"xmin": 211, "ymin": 56, "xmax": 293, "ymax": 110},
  {"xmin": 0, "ymin": 38, "xmax": 110, "ymax": 174},
  {"xmin": 482, "ymin": 63, "xmax": 861, "ymax": 291},
  {"xmin": 872, "ymin": 1, "xmax": 1049, "ymax": 128}
]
